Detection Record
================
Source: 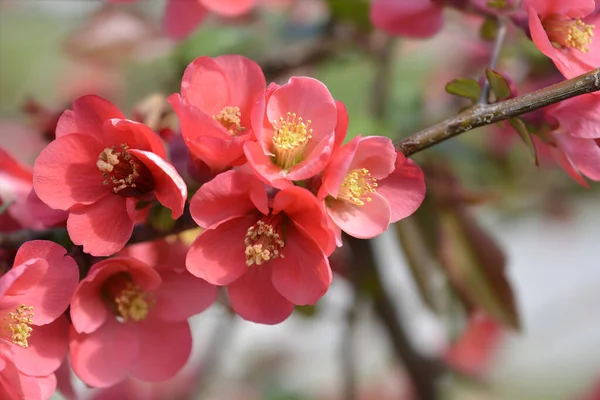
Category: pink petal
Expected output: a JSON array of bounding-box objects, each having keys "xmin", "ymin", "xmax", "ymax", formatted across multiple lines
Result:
[
  {"xmin": 186, "ymin": 216, "xmax": 254, "ymax": 285},
  {"xmin": 10, "ymin": 240, "xmax": 79, "ymax": 324},
  {"xmin": 67, "ymin": 195, "xmax": 135, "ymax": 256},
  {"xmin": 266, "ymin": 77, "xmax": 337, "ymax": 148},
  {"xmin": 285, "ymin": 132, "xmax": 335, "ymax": 182},
  {"xmin": 186, "ymin": 133, "xmax": 248, "ymax": 172},
  {"xmin": 189, "ymin": 169, "xmax": 268, "ymax": 228},
  {"xmin": 0, "ymin": 147, "xmax": 32, "ymax": 182},
  {"xmin": 163, "ymin": 0, "xmax": 208, "ymax": 40},
  {"xmin": 370, "ymin": 0, "xmax": 444, "ymax": 38},
  {"xmin": 0, "ymin": 345, "xmax": 24, "ymax": 400},
  {"xmin": 273, "ymin": 187, "xmax": 335, "ymax": 256},
  {"xmin": 33, "ymin": 133, "xmax": 108, "ymax": 210},
  {"xmin": 180, "ymin": 56, "xmax": 230, "ymax": 114},
  {"xmin": 69, "ymin": 319, "xmax": 140, "ymax": 388},
  {"xmin": 127, "ymin": 149, "xmax": 186, "ymax": 219},
  {"xmin": 102, "ymin": 119, "xmax": 167, "ymax": 159},
  {"xmin": 227, "ymin": 265, "xmax": 294, "ymax": 324},
  {"xmin": 13, "ymin": 315, "xmax": 69, "ymax": 376},
  {"xmin": 550, "ymin": 142, "xmax": 589, "ymax": 187},
  {"xmin": 200, "ymin": 0, "xmax": 257, "ymax": 16},
  {"xmin": 327, "ymin": 193, "xmax": 391, "ymax": 239},
  {"xmin": 55, "ymin": 110, "xmax": 78, "ymax": 138},
  {"xmin": 271, "ymin": 226, "xmax": 331, "ymax": 305},
  {"xmin": 19, "ymin": 372, "xmax": 57, "ymax": 400},
  {"xmin": 557, "ymin": 135, "xmax": 600, "ymax": 180},
  {"xmin": 152, "ymin": 271, "xmax": 217, "ymax": 322},
  {"xmin": 55, "ymin": 358, "xmax": 77, "ymax": 400},
  {"xmin": 333, "ymin": 100, "xmax": 349, "ymax": 151},
  {"xmin": 65, "ymin": 95, "xmax": 125, "ymax": 139},
  {"xmin": 130, "ymin": 319, "xmax": 192, "ymax": 381},
  {"xmin": 376, "ymin": 154, "xmax": 426, "ymax": 223},
  {"xmin": 0, "ymin": 258, "xmax": 47, "ymax": 298},
  {"xmin": 522, "ymin": 0, "xmax": 594, "ymax": 18},
  {"xmin": 243, "ymin": 140, "xmax": 294, "ymax": 189},
  {"xmin": 26, "ymin": 189, "xmax": 68, "ymax": 228},
  {"xmin": 349, "ymin": 136, "xmax": 397, "ymax": 179},
  {"xmin": 167, "ymin": 94, "xmax": 232, "ymax": 142},
  {"xmin": 318, "ymin": 135, "xmax": 361, "ymax": 200}
]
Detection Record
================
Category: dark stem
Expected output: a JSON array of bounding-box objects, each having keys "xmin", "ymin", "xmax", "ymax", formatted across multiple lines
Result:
[
  {"xmin": 479, "ymin": 18, "xmax": 507, "ymax": 104},
  {"xmin": 396, "ymin": 67, "xmax": 600, "ymax": 156}
]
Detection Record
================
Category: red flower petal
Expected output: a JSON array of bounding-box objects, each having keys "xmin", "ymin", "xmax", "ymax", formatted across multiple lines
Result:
[
  {"xmin": 227, "ymin": 265, "xmax": 294, "ymax": 324},
  {"xmin": 190, "ymin": 169, "xmax": 268, "ymax": 228},
  {"xmin": 318, "ymin": 135, "xmax": 360, "ymax": 200},
  {"xmin": 69, "ymin": 319, "xmax": 140, "ymax": 388},
  {"xmin": 163, "ymin": 0, "xmax": 208, "ymax": 40},
  {"xmin": 101, "ymin": 119, "xmax": 167, "ymax": 159},
  {"xmin": 67, "ymin": 195, "xmax": 135, "ymax": 256},
  {"xmin": 349, "ymin": 136, "xmax": 396, "ymax": 179},
  {"xmin": 130, "ymin": 319, "xmax": 192, "ymax": 381},
  {"xmin": 33, "ymin": 133, "xmax": 108, "ymax": 210},
  {"xmin": 271, "ymin": 226, "xmax": 331, "ymax": 305},
  {"xmin": 243, "ymin": 140, "xmax": 294, "ymax": 189},
  {"xmin": 0, "ymin": 258, "xmax": 47, "ymax": 298},
  {"xmin": 127, "ymin": 149, "xmax": 187, "ymax": 219},
  {"xmin": 333, "ymin": 100, "xmax": 349, "ymax": 151},
  {"xmin": 376, "ymin": 154, "xmax": 426, "ymax": 223},
  {"xmin": 523, "ymin": 0, "xmax": 594, "ymax": 18},
  {"xmin": 370, "ymin": 0, "xmax": 444, "ymax": 38},
  {"xmin": 557, "ymin": 134, "xmax": 600, "ymax": 181},
  {"xmin": 186, "ymin": 216, "xmax": 254, "ymax": 285},
  {"xmin": 152, "ymin": 271, "xmax": 217, "ymax": 322},
  {"xmin": 59, "ymin": 95, "xmax": 125, "ymax": 139},
  {"xmin": 327, "ymin": 193, "xmax": 391, "ymax": 239},
  {"xmin": 200, "ymin": 0, "xmax": 257, "ymax": 16},
  {"xmin": 55, "ymin": 110, "xmax": 78, "ymax": 138}
]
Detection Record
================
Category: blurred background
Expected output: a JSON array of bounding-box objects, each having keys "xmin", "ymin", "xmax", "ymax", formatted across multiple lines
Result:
[{"xmin": 1, "ymin": 0, "xmax": 599, "ymax": 399}]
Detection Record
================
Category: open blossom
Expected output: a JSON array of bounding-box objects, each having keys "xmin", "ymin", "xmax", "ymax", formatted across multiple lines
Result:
[
  {"xmin": 370, "ymin": 0, "xmax": 445, "ymax": 38},
  {"xmin": 319, "ymin": 136, "xmax": 426, "ymax": 240},
  {"xmin": 186, "ymin": 170, "xmax": 335, "ymax": 324},
  {"xmin": 244, "ymin": 76, "xmax": 339, "ymax": 189},
  {"xmin": 0, "ymin": 241, "xmax": 78, "ymax": 399},
  {"xmin": 523, "ymin": 0, "xmax": 599, "ymax": 78},
  {"xmin": 33, "ymin": 95, "xmax": 187, "ymax": 256},
  {"xmin": 168, "ymin": 55, "xmax": 266, "ymax": 174},
  {"xmin": 69, "ymin": 257, "xmax": 216, "ymax": 388}
]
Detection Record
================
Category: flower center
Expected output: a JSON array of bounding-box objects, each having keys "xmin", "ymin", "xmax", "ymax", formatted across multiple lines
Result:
[
  {"xmin": 271, "ymin": 112, "xmax": 313, "ymax": 171},
  {"xmin": 102, "ymin": 273, "xmax": 154, "ymax": 322},
  {"xmin": 338, "ymin": 168, "xmax": 377, "ymax": 207},
  {"xmin": 96, "ymin": 143, "xmax": 154, "ymax": 197},
  {"xmin": 1, "ymin": 305, "xmax": 34, "ymax": 348},
  {"xmin": 244, "ymin": 215, "xmax": 285, "ymax": 266},
  {"xmin": 213, "ymin": 106, "xmax": 245, "ymax": 136},
  {"xmin": 543, "ymin": 15, "xmax": 595, "ymax": 53}
]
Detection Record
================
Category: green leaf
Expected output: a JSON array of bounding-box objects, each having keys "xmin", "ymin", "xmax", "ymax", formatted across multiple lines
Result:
[
  {"xmin": 445, "ymin": 78, "xmax": 481, "ymax": 103},
  {"xmin": 509, "ymin": 118, "xmax": 538, "ymax": 166},
  {"xmin": 437, "ymin": 207, "xmax": 520, "ymax": 330},
  {"xmin": 480, "ymin": 17, "xmax": 499, "ymax": 42},
  {"xmin": 295, "ymin": 305, "xmax": 317, "ymax": 317},
  {"xmin": 485, "ymin": 68, "xmax": 512, "ymax": 101},
  {"xmin": 148, "ymin": 203, "xmax": 176, "ymax": 233},
  {"xmin": 325, "ymin": 0, "xmax": 371, "ymax": 31}
]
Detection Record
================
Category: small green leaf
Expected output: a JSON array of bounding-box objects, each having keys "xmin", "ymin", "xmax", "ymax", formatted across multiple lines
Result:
[
  {"xmin": 480, "ymin": 17, "xmax": 498, "ymax": 42},
  {"xmin": 326, "ymin": 0, "xmax": 371, "ymax": 31},
  {"xmin": 149, "ymin": 203, "xmax": 176, "ymax": 233},
  {"xmin": 295, "ymin": 305, "xmax": 317, "ymax": 317},
  {"xmin": 445, "ymin": 78, "xmax": 482, "ymax": 103},
  {"xmin": 485, "ymin": 68, "xmax": 512, "ymax": 101},
  {"xmin": 509, "ymin": 118, "xmax": 538, "ymax": 166}
]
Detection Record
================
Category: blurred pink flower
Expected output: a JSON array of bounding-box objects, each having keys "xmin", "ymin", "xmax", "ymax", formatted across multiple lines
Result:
[
  {"xmin": 186, "ymin": 170, "xmax": 335, "ymax": 324},
  {"xmin": 0, "ymin": 343, "xmax": 57, "ymax": 400},
  {"xmin": 319, "ymin": 136, "xmax": 426, "ymax": 240},
  {"xmin": 244, "ymin": 77, "xmax": 338, "ymax": 189},
  {"xmin": 168, "ymin": 55, "xmax": 266, "ymax": 174},
  {"xmin": 33, "ymin": 95, "xmax": 187, "ymax": 256},
  {"xmin": 370, "ymin": 0, "xmax": 445, "ymax": 38},
  {"xmin": 69, "ymin": 256, "xmax": 217, "ymax": 388},
  {"xmin": 523, "ymin": 0, "xmax": 600, "ymax": 78}
]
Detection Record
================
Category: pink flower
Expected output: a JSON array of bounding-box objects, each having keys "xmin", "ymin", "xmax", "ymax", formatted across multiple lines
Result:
[
  {"xmin": 544, "ymin": 94, "xmax": 600, "ymax": 184},
  {"xmin": 163, "ymin": 0, "xmax": 258, "ymax": 40},
  {"xmin": 33, "ymin": 95, "xmax": 187, "ymax": 256},
  {"xmin": 370, "ymin": 0, "xmax": 445, "ymax": 38},
  {"xmin": 168, "ymin": 55, "xmax": 266, "ymax": 174},
  {"xmin": 186, "ymin": 170, "xmax": 335, "ymax": 324},
  {"xmin": 0, "ymin": 343, "xmax": 57, "ymax": 400},
  {"xmin": 319, "ymin": 136, "xmax": 426, "ymax": 240},
  {"xmin": 523, "ymin": 0, "xmax": 600, "ymax": 78},
  {"xmin": 0, "ymin": 241, "xmax": 78, "ymax": 398},
  {"xmin": 244, "ymin": 77, "xmax": 338, "ymax": 189},
  {"xmin": 69, "ymin": 256, "xmax": 217, "ymax": 387}
]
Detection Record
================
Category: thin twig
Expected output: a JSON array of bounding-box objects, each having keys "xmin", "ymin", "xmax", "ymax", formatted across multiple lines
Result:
[
  {"xmin": 396, "ymin": 67, "xmax": 600, "ymax": 156},
  {"xmin": 479, "ymin": 18, "xmax": 507, "ymax": 104}
]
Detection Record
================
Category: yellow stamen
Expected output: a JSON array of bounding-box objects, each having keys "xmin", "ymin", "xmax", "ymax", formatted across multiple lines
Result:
[
  {"xmin": 244, "ymin": 219, "xmax": 285, "ymax": 266},
  {"xmin": 114, "ymin": 282, "xmax": 154, "ymax": 322},
  {"xmin": 338, "ymin": 168, "xmax": 378, "ymax": 207},
  {"xmin": 213, "ymin": 106, "xmax": 245, "ymax": 136},
  {"xmin": 544, "ymin": 15, "xmax": 595, "ymax": 53},
  {"xmin": 272, "ymin": 112, "xmax": 312, "ymax": 171},
  {"xmin": 96, "ymin": 143, "xmax": 153, "ymax": 195},
  {"xmin": 2, "ymin": 305, "xmax": 34, "ymax": 348}
]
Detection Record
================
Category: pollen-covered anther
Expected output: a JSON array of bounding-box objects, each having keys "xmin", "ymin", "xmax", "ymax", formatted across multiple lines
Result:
[
  {"xmin": 272, "ymin": 112, "xmax": 313, "ymax": 170},
  {"xmin": 213, "ymin": 106, "xmax": 245, "ymax": 135},
  {"xmin": 114, "ymin": 282, "xmax": 154, "ymax": 322},
  {"xmin": 244, "ymin": 219, "xmax": 285, "ymax": 266},
  {"xmin": 96, "ymin": 143, "xmax": 153, "ymax": 196},
  {"xmin": 544, "ymin": 15, "xmax": 595, "ymax": 53},
  {"xmin": 1, "ymin": 305, "xmax": 34, "ymax": 348},
  {"xmin": 339, "ymin": 168, "xmax": 378, "ymax": 207}
]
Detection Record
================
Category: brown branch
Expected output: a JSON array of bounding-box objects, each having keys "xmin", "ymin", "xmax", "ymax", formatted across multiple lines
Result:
[{"xmin": 396, "ymin": 67, "xmax": 600, "ymax": 156}]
